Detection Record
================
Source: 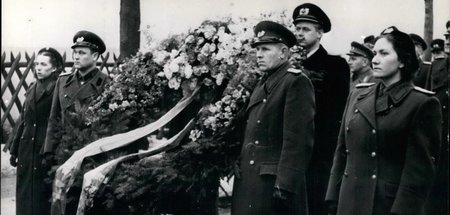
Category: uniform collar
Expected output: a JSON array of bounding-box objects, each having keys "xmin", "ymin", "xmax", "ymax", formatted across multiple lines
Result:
[
  {"xmin": 264, "ymin": 61, "xmax": 291, "ymax": 94},
  {"xmin": 64, "ymin": 67, "xmax": 100, "ymax": 87},
  {"xmin": 352, "ymin": 67, "xmax": 372, "ymax": 82},
  {"xmin": 375, "ymin": 81, "xmax": 413, "ymax": 113},
  {"xmin": 77, "ymin": 67, "xmax": 99, "ymax": 82}
]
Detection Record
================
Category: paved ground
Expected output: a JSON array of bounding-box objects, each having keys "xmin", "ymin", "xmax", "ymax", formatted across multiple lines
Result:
[{"xmin": 1, "ymin": 148, "xmax": 16, "ymax": 215}]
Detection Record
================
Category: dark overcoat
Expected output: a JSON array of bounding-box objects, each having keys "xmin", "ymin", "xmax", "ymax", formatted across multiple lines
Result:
[
  {"xmin": 302, "ymin": 45, "xmax": 350, "ymax": 215},
  {"xmin": 326, "ymin": 81, "xmax": 442, "ymax": 215},
  {"xmin": 424, "ymin": 57, "xmax": 449, "ymax": 215},
  {"xmin": 42, "ymin": 68, "xmax": 109, "ymax": 154},
  {"xmin": 413, "ymin": 60, "xmax": 430, "ymax": 88},
  {"xmin": 8, "ymin": 75, "xmax": 58, "ymax": 215},
  {"xmin": 231, "ymin": 62, "xmax": 315, "ymax": 215}
]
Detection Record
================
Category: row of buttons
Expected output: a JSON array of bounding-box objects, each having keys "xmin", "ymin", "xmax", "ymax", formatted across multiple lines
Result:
[{"xmin": 246, "ymin": 98, "xmax": 267, "ymax": 167}]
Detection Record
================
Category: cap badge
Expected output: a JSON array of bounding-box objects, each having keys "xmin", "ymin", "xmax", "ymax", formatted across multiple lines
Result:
[
  {"xmin": 76, "ymin": 37, "xmax": 85, "ymax": 42},
  {"xmin": 257, "ymin": 30, "xmax": 265, "ymax": 38},
  {"xmin": 299, "ymin": 8, "xmax": 309, "ymax": 15},
  {"xmin": 382, "ymin": 27, "xmax": 395, "ymax": 34},
  {"xmin": 433, "ymin": 44, "xmax": 439, "ymax": 48}
]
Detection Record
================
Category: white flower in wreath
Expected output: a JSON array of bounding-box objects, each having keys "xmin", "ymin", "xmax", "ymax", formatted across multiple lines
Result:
[
  {"xmin": 168, "ymin": 77, "xmax": 181, "ymax": 89},
  {"xmin": 184, "ymin": 64, "xmax": 193, "ymax": 79},
  {"xmin": 108, "ymin": 103, "xmax": 119, "ymax": 111},
  {"xmin": 169, "ymin": 61, "xmax": 180, "ymax": 73},
  {"xmin": 189, "ymin": 129, "xmax": 202, "ymax": 141},
  {"xmin": 216, "ymin": 72, "xmax": 225, "ymax": 86},
  {"xmin": 204, "ymin": 116, "xmax": 217, "ymax": 127},
  {"xmin": 121, "ymin": 100, "xmax": 130, "ymax": 108},
  {"xmin": 163, "ymin": 64, "xmax": 173, "ymax": 79},
  {"xmin": 185, "ymin": 34, "xmax": 196, "ymax": 44},
  {"xmin": 208, "ymin": 104, "xmax": 219, "ymax": 113}
]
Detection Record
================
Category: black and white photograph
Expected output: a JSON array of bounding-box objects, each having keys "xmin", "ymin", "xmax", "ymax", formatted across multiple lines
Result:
[{"xmin": 1, "ymin": 0, "xmax": 449, "ymax": 214}]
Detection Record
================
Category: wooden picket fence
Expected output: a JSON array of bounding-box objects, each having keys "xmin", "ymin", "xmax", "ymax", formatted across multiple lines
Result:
[{"xmin": 1, "ymin": 51, "xmax": 121, "ymax": 128}]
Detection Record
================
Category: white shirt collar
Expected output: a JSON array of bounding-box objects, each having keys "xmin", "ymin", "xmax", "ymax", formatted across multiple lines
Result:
[{"xmin": 307, "ymin": 46, "xmax": 320, "ymax": 58}]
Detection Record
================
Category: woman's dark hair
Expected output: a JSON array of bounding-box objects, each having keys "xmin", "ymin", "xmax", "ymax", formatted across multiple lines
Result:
[
  {"xmin": 377, "ymin": 26, "xmax": 419, "ymax": 81},
  {"xmin": 37, "ymin": 47, "xmax": 64, "ymax": 75}
]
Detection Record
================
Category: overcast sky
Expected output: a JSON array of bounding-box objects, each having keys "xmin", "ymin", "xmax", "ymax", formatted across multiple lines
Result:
[{"xmin": 2, "ymin": 0, "xmax": 449, "ymax": 56}]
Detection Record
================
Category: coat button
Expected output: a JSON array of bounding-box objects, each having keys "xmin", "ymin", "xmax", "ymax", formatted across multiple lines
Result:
[
  {"xmin": 372, "ymin": 174, "xmax": 377, "ymax": 179},
  {"xmin": 33, "ymin": 123, "xmax": 36, "ymax": 127},
  {"xmin": 346, "ymin": 127, "xmax": 350, "ymax": 132},
  {"xmin": 64, "ymin": 94, "xmax": 68, "ymax": 98},
  {"xmin": 344, "ymin": 172, "xmax": 348, "ymax": 177},
  {"xmin": 249, "ymin": 160, "xmax": 255, "ymax": 165},
  {"xmin": 263, "ymin": 99, "xmax": 267, "ymax": 103},
  {"xmin": 34, "ymin": 167, "xmax": 37, "ymax": 170},
  {"xmin": 80, "ymin": 81, "xmax": 85, "ymax": 85},
  {"xmin": 254, "ymin": 140, "xmax": 259, "ymax": 145},
  {"xmin": 354, "ymin": 109, "xmax": 359, "ymax": 113},
  {"xmin": 372, "ymin": 129, "xmax": 376, "ymax": 134},
  {"xmin": 31, "ymin": 137, "xmax": 34, "ymax": 141},
  {"xmin": 345, "ymin": 149, "xmax": 349, "ymax": 154},
  {"xmin": 257, "ymin": 120, "xmax": 261, "ymax": 124},
  {"xmin": 371, "ymin": 152, "xmax": 376, "ymax": 157}
]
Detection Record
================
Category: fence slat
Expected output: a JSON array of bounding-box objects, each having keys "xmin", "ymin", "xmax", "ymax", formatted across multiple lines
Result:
[
  {"xmin": 25, "ymin": 52, "xmax": 31, "ymax": 62},
  {"xmin": 1, "ymin": 52, "xmax": 5, "ymax": 65},
  {"xmin": 1, "ymin": 53, "xmax": 21, "ymax": 96},
  {"xmin": 99, "ymin": 52, "xmax": 110, "ymax": 75},
  {"xmin": 1, "ymin": 67, "xmax": 23, "ymax": 112},
  {"xmin": 1, "ymin": 54, "xmax": 35, "ymax": 126},
  {"xmin": 0, "ymin": 99, "xmax": 16, "ymax": 127}
]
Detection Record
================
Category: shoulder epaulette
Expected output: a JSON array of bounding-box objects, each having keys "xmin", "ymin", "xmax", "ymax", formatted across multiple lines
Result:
[
  {"xmin": 413, "ymin": 86, "xmax": 435, "ymax": 95},
  {"xmin": 355, "ymin": 82, "xmax": 376, "ymax": 88},
  {"xmin": 287, "ymin": 68, "xmax": 302, "ymax": 74},
  {"xmin": 59, "ymin": 71, "xmax": 72, "ymax": 76},
  {"xmin": 423, "ymin": 61, "xmax": 431, "ymax": 65}
]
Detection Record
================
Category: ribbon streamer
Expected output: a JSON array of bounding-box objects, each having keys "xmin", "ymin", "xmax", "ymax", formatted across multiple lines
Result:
[
  {"xmin": 76, "ymin": 119, "xmax": 195, "ymax": 215},
  {"xmin": 50, "ymin": 87, "xmax": 199, "ymax": 215}
]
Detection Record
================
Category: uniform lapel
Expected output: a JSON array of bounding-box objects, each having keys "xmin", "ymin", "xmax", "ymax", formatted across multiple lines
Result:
[
  {"xmin": 354, "ymin": 85, "xmax": 377, "ymax": 128},
  {"xmin": 265, "ymin": 62, "xmax": 290, "ymax": 94},
  {"xmin": 62, "ymin": 74, "xmax": 80, "ymax": 110},
  {"xmin": 246, "ymin": 81, "xmax": 267, "ymax": 112}
]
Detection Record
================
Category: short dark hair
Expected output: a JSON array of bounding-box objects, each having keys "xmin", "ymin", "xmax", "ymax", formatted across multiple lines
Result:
[{"xmin": 378, "ymin": 26, "xmax": 419, "ymax": 82}]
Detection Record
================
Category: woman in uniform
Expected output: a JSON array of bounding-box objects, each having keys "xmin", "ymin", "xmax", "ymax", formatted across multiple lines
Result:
[
  {"xmin": 7, "ymin": 47, "xmax": 64, "ymax": 215},
  {"xmin": 325, "ymin": 26, "xmax": 442, "ymax": 215}
]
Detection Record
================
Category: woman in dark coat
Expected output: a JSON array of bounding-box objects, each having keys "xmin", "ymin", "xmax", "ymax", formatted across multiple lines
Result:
[
  {"xmin": 7, "ymin": 47, "xmax": 64, "ymax": 215},
  {"xmin": 325, "ymin": 27, "xmax": 442, "ymax": 215}
]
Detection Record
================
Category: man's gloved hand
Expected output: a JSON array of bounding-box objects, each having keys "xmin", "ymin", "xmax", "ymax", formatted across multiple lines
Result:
[
  {"xmin": 326, "ymin": 200, "xmax": 338, "ymax": 215},
  {"xmin": 272, "ymin": 187, "xmax": 294, "ymax": 214},
  {"xmin": 10, "ymin": 155, "xmax": 17, "ymax": 167}
]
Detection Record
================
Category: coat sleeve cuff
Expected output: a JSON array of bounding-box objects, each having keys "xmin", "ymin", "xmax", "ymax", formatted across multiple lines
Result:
[{"xmin": 274, "ymin": 165, "xmax": 305, "ymax": 194}]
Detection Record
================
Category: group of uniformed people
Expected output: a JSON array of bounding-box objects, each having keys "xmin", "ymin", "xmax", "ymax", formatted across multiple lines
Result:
[
  {"xmin": 4, "ymin": 2, "xmax": 449, "ymax": 215},
  {"xmin": 232, "ymin": 3, "xmax": 448, "ymax": 215}
]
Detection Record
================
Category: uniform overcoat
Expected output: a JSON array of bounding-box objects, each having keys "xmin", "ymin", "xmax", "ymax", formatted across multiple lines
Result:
[
  {"xmin": 231, "ymin": 62, "xmax": 315, "ymax": 215},
  {"xmin": 42, "ymin": 68, "xmax": 109, "ymax": 153},
  {"xmin": 326, "ymin": 81, "xmax": 442, "ymax": 215},
  {"xmin": 424, "ymin": 57, "xmax": 449, "ymax": 215}
]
